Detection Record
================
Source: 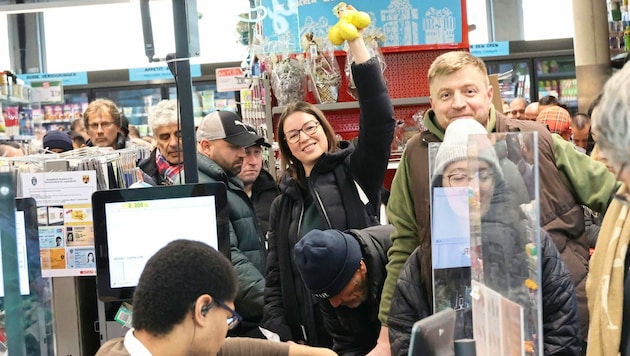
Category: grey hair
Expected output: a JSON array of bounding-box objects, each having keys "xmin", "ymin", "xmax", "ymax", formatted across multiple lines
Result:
[
  {"xmin": 571, "ymin": 113, "xmax": 590, "ymax": 130},
  {"xmin": 592, "ymin": 65, "xmax": 630, "ymax": 168},
  {"xmin": 148, "ymin": 99, "xmax": 179, "ymax": 134}
]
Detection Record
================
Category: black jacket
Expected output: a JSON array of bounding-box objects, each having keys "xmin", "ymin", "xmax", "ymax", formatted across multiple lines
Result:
[
  {"xmin": 263, "ymin": 57, "xmax": 395, "ymax": 345},
  {"xmin": 388, "ymin": 231, "xmax": 581, "ymax": 356},
  {"xmin": 319, "ymin": 225, "xmax": 393, "ymax": 356},
  {"xmin": 138, "ymin": 148, "xmax": 167, "ymax": 185},
  {"xmin": 250, "ymin": 169, "xmax": 280, "ymax": 237},
  {"xmin": 195, "ymin": 152, "xmax": 267, "ymax": 336}
]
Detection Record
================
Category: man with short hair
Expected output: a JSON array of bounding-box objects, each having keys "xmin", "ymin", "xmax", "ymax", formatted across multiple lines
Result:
[
  {"xmin": 293, "ymin": 225, "xmax": 393, "ymax": 355},
  {"xmin": 83, "ymin": 99, "xmax": 129, "ymax": 150},
  {"xmin": 238, "ymin": 125, "xmax": 279, "ymax": 235},
  {"xmin": 139, "ymin": 99, "xmax": 182, "ymax": 185},
  {"xmin": 507, "ymin": 97, "xmax": 527, "ymax": 120},
  {"xmin": 377, "ymin": 51, "xmax": 618, "ymax": 351},
  {"xmin": 571, "ymin": 113, "xmax": 593, "ymax": 154},
  {"xmin": 524, "ymin": 102, "xmax": 539, "ymax": 121},
  {"xmin": 95, "ymin": 239, "xmax": 336, "ymax": 356},
  {"xmin": 194, "ymin": 110, "xmax": 268, "ymax": 338}
]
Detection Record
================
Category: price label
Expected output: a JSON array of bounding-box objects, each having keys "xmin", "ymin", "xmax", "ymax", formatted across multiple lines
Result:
[{"xmin": 31, "ymin": 80, "xmax": 64, "ymax": 104}]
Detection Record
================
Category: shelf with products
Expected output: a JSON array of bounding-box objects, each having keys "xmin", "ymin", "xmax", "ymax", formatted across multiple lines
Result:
[{"xmin": 270, "ymin": 97, "xmax": 430, "ymax": 115}]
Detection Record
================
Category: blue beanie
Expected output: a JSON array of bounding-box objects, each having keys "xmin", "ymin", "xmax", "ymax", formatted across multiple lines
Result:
[
  {"xmin": 43, "ymin": 130, "xmax": 73, "ymax": 152},
  {"xmin": 293, "ymin": 229, "xmax": 362, "ymax": 299}
]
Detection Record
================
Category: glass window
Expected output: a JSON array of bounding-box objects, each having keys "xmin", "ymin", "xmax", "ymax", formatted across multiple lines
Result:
[
  {"xmin": 523, "ymin": 0, "xmax": 574, "ymax": 41},
  {"xmin": 467, "ymin": 0, "xmax": 489, "ymax": 44},
  {"xmin": 43, "ymin": 1, "xmax": 249, "ymax": 73},
  {"xmin": 0, "ymin": 14, "xmax": 9, "ymax": 69}
]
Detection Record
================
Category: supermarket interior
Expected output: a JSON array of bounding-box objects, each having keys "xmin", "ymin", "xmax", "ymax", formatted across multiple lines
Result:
[{"xmin": 0, "ymin": 0, "xmax": 627, "ymax": 355}]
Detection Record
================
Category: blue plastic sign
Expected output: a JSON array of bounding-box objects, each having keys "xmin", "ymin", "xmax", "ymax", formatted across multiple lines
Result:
[
  {"xmin": 17, "ymin": 72, "xmax": 88, "ymax": 86},
  {"xmin": 469, "ymin": 41, "xmax": 510, "ymax": 57},
  {"xmin": 261, "ymin": 0, "xmax": 463, "ymax": 52},
  {"xmin": 128, "ymin": 64, "xmax": 202, "ymax": 82}
]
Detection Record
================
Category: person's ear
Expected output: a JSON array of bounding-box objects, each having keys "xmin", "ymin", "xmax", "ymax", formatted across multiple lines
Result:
[{"xmin": 193, "ymin": 294, "xmax": 212, "ymax": 321}]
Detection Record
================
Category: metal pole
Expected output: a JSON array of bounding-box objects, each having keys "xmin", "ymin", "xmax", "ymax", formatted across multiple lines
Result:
[{"xmin": 172, "ymin": 0, "xmax": 198, "ymax": 183}]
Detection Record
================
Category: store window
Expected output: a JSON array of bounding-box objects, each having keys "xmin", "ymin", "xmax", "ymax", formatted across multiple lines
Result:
[
  {"xmin": 522, "ymin": 0, "xmax": 574, "ymax": 41},
  {"xmin": 467, "ymin": 0, "xmax": 489, "ymax": 44},
  {"xmin": 0, "ymin": 14, "xmax": 9, "ymax": 69},
  {"xmin": 44, "ymin": 1, "xmax": 249, "ymax": 73}
]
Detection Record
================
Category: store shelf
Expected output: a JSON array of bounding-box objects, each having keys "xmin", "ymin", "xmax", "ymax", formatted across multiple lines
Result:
[
  {"xmin": 0, "ymin": 135, "xmax": 34, "ymax": 141},
  {"xmin": 271, "ymin": 96, "xmax": 430, "ymax": 114},
  {"xmin": 0, "ymin": 95, "xmax": 29, "ymax": 104},
  {"xmin": 536, "ymin": 72, "xmax": 576, "ymax": 80},
  {"xmin": 40, "ymin": 119, "xmax": 73, "ymax": 125}
]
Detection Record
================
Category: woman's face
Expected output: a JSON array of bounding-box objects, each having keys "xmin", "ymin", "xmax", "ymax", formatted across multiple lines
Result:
[
  {"xmin": 282, "ymin": 111, "xmax": 328, "ymax": 176},
  {"xmin": 442, "ymin": 159, "xmax": 495, "ymax": 216}
]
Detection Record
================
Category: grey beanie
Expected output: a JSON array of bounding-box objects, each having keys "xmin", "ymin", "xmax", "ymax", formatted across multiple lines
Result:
[{"xmin": 432, "ymin": 118, "xmax": 502, "ymax": 184}]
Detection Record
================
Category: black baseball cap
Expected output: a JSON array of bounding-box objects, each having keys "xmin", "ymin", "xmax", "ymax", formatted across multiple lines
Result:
[{"xmin": 196, "ymin": 111, "xmax": 261, "ymax": 147}]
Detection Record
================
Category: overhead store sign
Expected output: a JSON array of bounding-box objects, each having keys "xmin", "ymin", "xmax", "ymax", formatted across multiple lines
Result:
[
  {"xmin": 18, "ymin": 72, "xmax": 88, "ymax": 86},
  {"xmin": 128, "ymin": 64, "xmax": 202, "ymax": 81},
  {"xmin": 470, "ymin": 41, "xmax": 510, "ymax": 57}
]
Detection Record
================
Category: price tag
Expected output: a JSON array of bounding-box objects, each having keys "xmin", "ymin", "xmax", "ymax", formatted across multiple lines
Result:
[{"xmin": 31, "ymin": 80, "xmax": 64, "ymax": 104}]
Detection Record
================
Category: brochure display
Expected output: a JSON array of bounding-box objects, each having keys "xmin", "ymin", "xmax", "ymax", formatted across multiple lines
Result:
[
  {"xmin": 429, "ymin": 131, "xmax": 543, "ymax": 355},
  {"xmin": 20, "ymin": 171, "xmax": 98, "ymax": 277}
]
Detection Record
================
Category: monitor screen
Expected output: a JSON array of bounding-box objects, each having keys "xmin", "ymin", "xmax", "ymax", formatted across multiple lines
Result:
[
  {"xmin": 0, "ymin": 198, "xmax": 42, "ymax": 297},
  {"xmin": 92, "ymin": 183, "xmax": 229, "ymax": 302}
]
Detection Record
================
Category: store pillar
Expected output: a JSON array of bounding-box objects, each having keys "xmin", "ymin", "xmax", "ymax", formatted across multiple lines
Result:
[{"xmin": 572, "ymin": 0, "xmax": 611, "ymax": 112}]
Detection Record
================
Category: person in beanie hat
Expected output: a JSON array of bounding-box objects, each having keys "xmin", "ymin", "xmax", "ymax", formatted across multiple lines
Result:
[
  {"xmin": 187, "ymin": 109, "xmax": 269, "ymax": 338},
  {"xmin": 43, "ymin": 130, "xmax": 74, "ymax": 153},
  {"xmin": 388, "ymin": 118, "xmax": 580, "ymax": 355},
  {"xmin": 293, "ymin": 225, "xmax": 393, "ymax": 355}
]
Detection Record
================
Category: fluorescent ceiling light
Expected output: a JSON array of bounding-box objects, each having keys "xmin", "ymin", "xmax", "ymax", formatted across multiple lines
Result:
[{"xmin": 0, "ymin": 0, "xmax": 131, "ymax": 15}]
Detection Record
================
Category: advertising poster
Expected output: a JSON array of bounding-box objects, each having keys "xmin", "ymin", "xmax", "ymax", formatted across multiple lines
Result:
[{"xmin": 21, "ymin": 171, "xmax": 97, "ymax": 277}]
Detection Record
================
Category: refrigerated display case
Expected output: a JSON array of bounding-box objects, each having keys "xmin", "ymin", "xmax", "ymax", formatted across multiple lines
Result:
[{"xmin": 480, "ymin": 38, "xmax": 578, "ymax": 114}]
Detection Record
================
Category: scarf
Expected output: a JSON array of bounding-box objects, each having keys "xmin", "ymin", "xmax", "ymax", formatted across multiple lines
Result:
[
  {"xmin": 586, "ymin": 184, "xmax": 630, "ymax": 356},
  {"xmin": 155, "ymin": 149, "xmax": 183, "ymax": 185}
]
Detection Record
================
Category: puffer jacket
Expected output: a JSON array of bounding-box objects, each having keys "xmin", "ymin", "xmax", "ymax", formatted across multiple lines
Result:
[
  {"xmin": 196, "ymin": 152, "xmax": 267, "ymax": 336},
  {"xmin": 388, "ymin": 230, "xmax": 580, "ymax": 356},
  {"xmin": 263, "ymin": 57, "xmax": 395, "ymax": 346},
  {"xmin": 250, "ymin": 169, "xmax": 279, "ymax": 237},
  {"xmin": 319, "ymin": 224, "xmax": 394, "ymax": 356}
]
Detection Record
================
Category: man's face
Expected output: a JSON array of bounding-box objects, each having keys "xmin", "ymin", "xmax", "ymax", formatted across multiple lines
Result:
[
  {"xmin": 86, "ymin": 112, "xmax": 120, "ymax": 149},
  {"xmin": 430, "ymin": 65, "xmax": 493, "ymax": 130},
  {"xmin": 154, "ymin": 123, "xmax": 182, "ymax": 165},
  {"xmin": 328, "ymin": 261, "xmax": 368, "ymax": 309},
  {"xmin": 572, "ymin": 125, "xmax": 590, "ymax": 150},
  {"xmin": 508, "ymin": 99, "xmax": 526, "ymax": 120},
  {"xmin": 201, "ymin": 299, "xmax": 235, "ymax": 355},
  {"xmin": 524, "ymin": 104, "xmax": 538, "ymax": 121},
  {"xmin": 238, "ymin": 145, "xmax": 263, "ymax": 186},
  {"xmin": 199, "ymin": 139, "xmax": 246, "ymax": 176}
]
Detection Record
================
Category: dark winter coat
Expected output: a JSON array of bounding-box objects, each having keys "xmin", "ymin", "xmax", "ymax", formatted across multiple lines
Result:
[
  {"xmin": 319, "ymin": 224, "xmax": 393, "ymax": 356},
  {"xmin": 250, "ymin": 169, "xmax": 280, "ymax": 237},
  {"xmin": 263, "ymin": 57, "xmax": 395, "ymax": 346},
  {"xmin": 138, "ymin": 148, "xmax": 167, "ymax": 185},
  {"xmin": 196, "ymin": 152, "xmax": 267, "ymax": 336}
]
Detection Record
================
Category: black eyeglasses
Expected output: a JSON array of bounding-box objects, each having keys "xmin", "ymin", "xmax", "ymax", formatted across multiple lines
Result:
[
  {"xmin": 446, "ymin": 169, "xmax": 493, "ymax": 187},
  {"xmin": 284, "ymin": 120, "xmax": 320, "ymax": 144},
  {"xmin": 194, "ymin": 298, "xmax": 242, "ymax": 330},
  {"xmin": 614, "ymin": 161, "xmax": 630, "ymax": 205}
]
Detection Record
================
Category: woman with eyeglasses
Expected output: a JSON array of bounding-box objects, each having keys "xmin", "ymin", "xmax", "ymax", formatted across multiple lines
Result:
[
  {"xmin": 262, "ymin": 33, "xmax": 395, "ymax": 349},
  {"xmin": 388, "ymin": 119, "xmax": 580, "ymax": 355},
  {"xmin": 586, "ymin": 64, "xmax": 630, "ymax": 356}
]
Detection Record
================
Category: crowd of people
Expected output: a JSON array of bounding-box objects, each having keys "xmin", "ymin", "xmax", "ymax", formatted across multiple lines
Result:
[{"xmin": 4, "ymin": 33, "xmax": 630, "ymax": 356}]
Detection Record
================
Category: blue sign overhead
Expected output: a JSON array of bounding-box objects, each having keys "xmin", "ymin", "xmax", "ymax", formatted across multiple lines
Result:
[
  {"xmin": 470, "ymin": 41, "xmax": 510, "ymax": 57},
  {"xmin": 17, "ymin": 72, "xmax": 88, "ymax": 86},
  {"xmin": 128, "ymin": 64, "xmax": 202, "ymax": 82},
  {"xmin": 261, "ymin": 0, "xmax": 463, "ymax": 53}
]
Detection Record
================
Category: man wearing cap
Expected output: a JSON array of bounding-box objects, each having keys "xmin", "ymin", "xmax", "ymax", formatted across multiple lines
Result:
[
  {"xmin": 293, "ymin": 225, "xmax": 393, "ymax": 356},
  {"xmin": 537, "ymin": 106, "xmax": 572, "ymax": 141},
  {"xmin": 194, "ymin": 110, "xmax": 268, "ymax": 338},
  {"xmin": 238, "ymin": 124, "xmax": 279, "ymax": 236},
  {"xmin": 43, "ymin": 130, "xmax": 74, "ymax": 153}
]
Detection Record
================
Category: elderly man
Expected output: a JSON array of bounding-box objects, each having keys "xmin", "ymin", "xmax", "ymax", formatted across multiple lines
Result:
[
  {"xmin": 238, "ymin": 125, "xmax": 279, "ymax": 235},
  {"xmin": 83, "ymin": 99, "xmax": 130, "ymax": 150},
  {"xmin": 537, "ymin": 106, "xmax": 572, "ymax": 141},
  {"xmin": 507, "ymin": 97, "xmax": 527, "ymax": 120},
  {"xmin": 293, "ymin": 225, "xmax": 393, "ymax": 356},
  {"xmin": 524, "ymin": 102, "xmax": 539, "ymax": 121},
  {"xmin": 139, "ymin": 99, "xmax": 182, "ymax": 185},
  {"xmin": 193, "ymin": 110, "xmax": 268, "ymax": 338}
]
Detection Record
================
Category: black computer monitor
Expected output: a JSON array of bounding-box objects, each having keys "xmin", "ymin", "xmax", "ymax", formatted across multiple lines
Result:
[
  {"xmin": 92, "ymin": 183, "xmax": 229, "ymax": 302},
  {"xmin": 3, "ymin": 198, "xmax": 43, "ymax": 297},
  {"xmin": 409, "ymin": 308, "xmax": 456, "ymax": 356}
]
